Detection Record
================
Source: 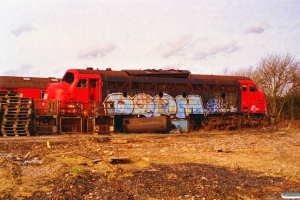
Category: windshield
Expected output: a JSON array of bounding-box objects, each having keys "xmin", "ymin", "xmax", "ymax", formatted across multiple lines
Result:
[{"xmin": 62, "ymin": 72, "xmax": 74, "ymax": 84}]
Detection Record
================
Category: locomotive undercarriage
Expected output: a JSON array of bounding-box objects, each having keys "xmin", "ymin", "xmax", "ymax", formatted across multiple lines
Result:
[{"xmin": 203, "ymin": 113, "xmax": 268, "ymax": 131}]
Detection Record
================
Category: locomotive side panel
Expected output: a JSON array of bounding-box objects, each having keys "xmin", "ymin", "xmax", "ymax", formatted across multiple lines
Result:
[{"xmin": 101, "ymin": 73, "xmax": 242, "ymax": 115}]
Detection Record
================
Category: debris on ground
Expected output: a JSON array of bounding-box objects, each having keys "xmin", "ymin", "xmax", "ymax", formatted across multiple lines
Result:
[{"xmin": 0, "ymin": 128, "xmax": 299, "ymax": 199}]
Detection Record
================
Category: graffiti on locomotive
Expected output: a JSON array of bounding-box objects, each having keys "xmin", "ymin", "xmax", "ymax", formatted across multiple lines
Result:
[{"xmin": 103, "ymin": 92, "xmax": 242, "ymax": 118}]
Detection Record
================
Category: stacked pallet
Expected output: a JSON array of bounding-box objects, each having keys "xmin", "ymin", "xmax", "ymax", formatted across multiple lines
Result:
[{"xmin": 0, "ymin": 91, "xmax": 32, "ymax": 137}]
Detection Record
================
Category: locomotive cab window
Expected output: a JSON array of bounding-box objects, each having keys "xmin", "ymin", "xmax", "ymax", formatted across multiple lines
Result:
[
  {"xmin": 62, "ymin": 72, "xmax": 74, "ymax": 84},
  {"xmin": 242, "ymin": 85, "xmax": 247, "ymax": 92},
  {"xmin": 77, "ymin": 79, "xmax": 86, "ymax": 88},
  {"xmin": 250, "ymin": 85, "xmax": 256, "ymax": 92}
]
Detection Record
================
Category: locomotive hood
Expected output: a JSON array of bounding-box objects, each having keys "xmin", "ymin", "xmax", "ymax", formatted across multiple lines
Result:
[{"xmin": 44, "ymin": 81, "xmax": 70, "ymax": 101}]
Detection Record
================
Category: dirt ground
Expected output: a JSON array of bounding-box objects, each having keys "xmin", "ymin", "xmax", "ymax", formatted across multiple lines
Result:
[{"xmin": 0, "ymin": 121, "xmax": 300, "ymax": 200}]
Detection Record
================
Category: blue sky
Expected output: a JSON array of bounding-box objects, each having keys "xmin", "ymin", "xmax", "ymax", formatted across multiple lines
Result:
[{"xmin": 1, "ymin": 0, "xmax": 299, "ymax": 78}]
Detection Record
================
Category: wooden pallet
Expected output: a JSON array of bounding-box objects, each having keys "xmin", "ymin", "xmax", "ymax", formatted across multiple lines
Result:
[
  {"xmin": 5, "ymin": 97, "xmax": 32, "ymax": 105},
  {"xmin": 2, "ymin": 120, "xmax": 31, "ymax": 125},
  {"xmin": 0, "ymin": 99, "xmax": 32, "ymax": 108},
  {"xmin": 2, "ymin": 104, "xmax": 31, "ymax": 109},
  {"xmin": 0, "ymin": 99, "xmax": 8, "ymax": 106},
  {"xmin": 0, "ymin": 91, "xmax": 32, "ymax": 137},
  {"xmin": 1, "ymin": 122, "xmax": 31, "ymax": 137},
  {"xmin": 1, "ymin": 130, "xmax": 30, "ymax": 137},
  {"xmin": 1, "ymin": 124, "xmax": 29, "ymax": 129},
  {"xmin": 2, "ymin": 113, "xmax": 31, "ymax": 119},
  {"xmin": 3, "ymin": 108, "xmax": 32, "ymax": 115},
  {"xmin": 0, "ymin": 91, "xmax": 21, "ymax": 98}
]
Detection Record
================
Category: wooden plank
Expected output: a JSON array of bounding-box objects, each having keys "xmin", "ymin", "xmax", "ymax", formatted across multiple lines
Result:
[
  {"xmin": 1, "ymin": 120, "xmax": 31, "ymax": 125},
  {"xmin": 2, "ymin": 104, "xmax": 31, "ymax": 109},
  {"xmin": 1, "ymin": 124, "xmax": 29, "ymax": 129},
  {"xmin": 0, "ymin": 91, "xmax": 21, "ymax": 98},
  {"xmin": 6, "ymin": 99, "xmax": 32, "ymax": 105},
  {"xmin": 2, "ymin": 130, "xmax": 30, "ymax": 137},
  {"xmin": 3, "ymin": 109, "xmax": 32, "ymax": 115},
  {"xmin": 2, "ymin": 113, "xmax": 31, "ymax": 118}
]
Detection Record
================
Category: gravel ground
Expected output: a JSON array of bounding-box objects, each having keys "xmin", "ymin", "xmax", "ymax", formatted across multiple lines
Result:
[{"xmin": 0, "ymin": 126, "xmax": 300, "ymax": 199}]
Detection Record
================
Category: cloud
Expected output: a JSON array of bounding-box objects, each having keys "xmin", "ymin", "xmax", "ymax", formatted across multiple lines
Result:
[
  {"xmin": 3, "ymin": 65, "xmax": 39, "ymax": 76},
  {"xmin": 161, "ymin": 35, "xmax": 194, "ymax": 58},
  {"xmin": 194, "ymin": 40, "xmax": 241, "ymax": 60},
  {"xmin": 11, "ymin": 25, "xmax": 34, "ymax": 36},
  {"xmin": 244, "ymin": 22, "xmax": 269, "ymax": 34},
  {"xmin": 291, "ymin": 22, "xmax": 300, "ymax": 29},
  {"xmin": 160, "ymin": 36, "xmax": 241, "ymax": 61},
  {"xmin": 78, "ymin": 43, "xmax": 117, "ymax": 59}
]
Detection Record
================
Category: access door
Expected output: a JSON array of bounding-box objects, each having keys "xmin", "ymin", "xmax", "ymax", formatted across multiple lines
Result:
[{"xmin": 89, "ymin": 79, "xmax": 100, "ymax": 102}]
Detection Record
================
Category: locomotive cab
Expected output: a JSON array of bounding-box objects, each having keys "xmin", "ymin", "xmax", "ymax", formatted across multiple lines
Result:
[
  {"xmin": 45, "ymin": 69, "xmax": 102, "ymax": 103},
  {"xmin": 239, "ymin": 80, "xmax": 268, "ymax": 114}
]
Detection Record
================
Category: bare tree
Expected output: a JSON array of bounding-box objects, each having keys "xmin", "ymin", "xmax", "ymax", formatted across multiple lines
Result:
[
  {"xmin": 220, "ymin": 67, "xmax": 230, "ymax": 75},
  {"xmin": 285, "ymin": 69, "xmax": 300, "ymax": 120},
  {"xmin": 231, "ymin": 66, "xmax": 258, "ymax": 80},
  {"xmin": 255, "ymin": 53, "xmax": 300, "ymax": 123}
]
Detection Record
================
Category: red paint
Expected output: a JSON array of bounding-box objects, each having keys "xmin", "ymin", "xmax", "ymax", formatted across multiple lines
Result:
[{"xmin": 238, "ymin": 80, "xmax": 267, "ymax": 114}]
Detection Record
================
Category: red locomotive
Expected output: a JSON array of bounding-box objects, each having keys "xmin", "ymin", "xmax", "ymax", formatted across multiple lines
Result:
[
  {"xmin": 42, "ymin": 67, "xmax": 268, "ymax": 133},
  {"xmin": 0, "ymin": 69, "xmax": 268, "ymax": 136}
]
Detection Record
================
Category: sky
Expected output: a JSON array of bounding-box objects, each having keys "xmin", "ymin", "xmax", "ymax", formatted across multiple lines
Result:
[{"xmin": 1, "ymin": 0, "xmax": 300, "ymax": 78}]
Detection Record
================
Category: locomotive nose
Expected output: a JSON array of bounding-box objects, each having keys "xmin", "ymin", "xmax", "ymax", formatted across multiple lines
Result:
[{"xmin": 45, "ymin": 83, "xmax": 69, "ymax": 101}]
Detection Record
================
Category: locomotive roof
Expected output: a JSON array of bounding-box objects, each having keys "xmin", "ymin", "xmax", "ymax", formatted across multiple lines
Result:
[
  {"xmin": 122, "ymin": 69, "xmax": 191, "ymax": 78},
  {"xmin": 77, "ymin": 68, "xmax": 128, "ymax": 76},
  {"xmin": 76, "ymin": 68, "xmax": 191, "ymax": 78},
  {"xmin": 0, "ymin": 76, "xmax": 60, "ymax": 88},
  {"xmin": 190, "ymin": 74, "xmax": 251, "ymax": 81},
  {"xmin": 76, "ymin": 68, "xmax": 251, "ymax": 82}
]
